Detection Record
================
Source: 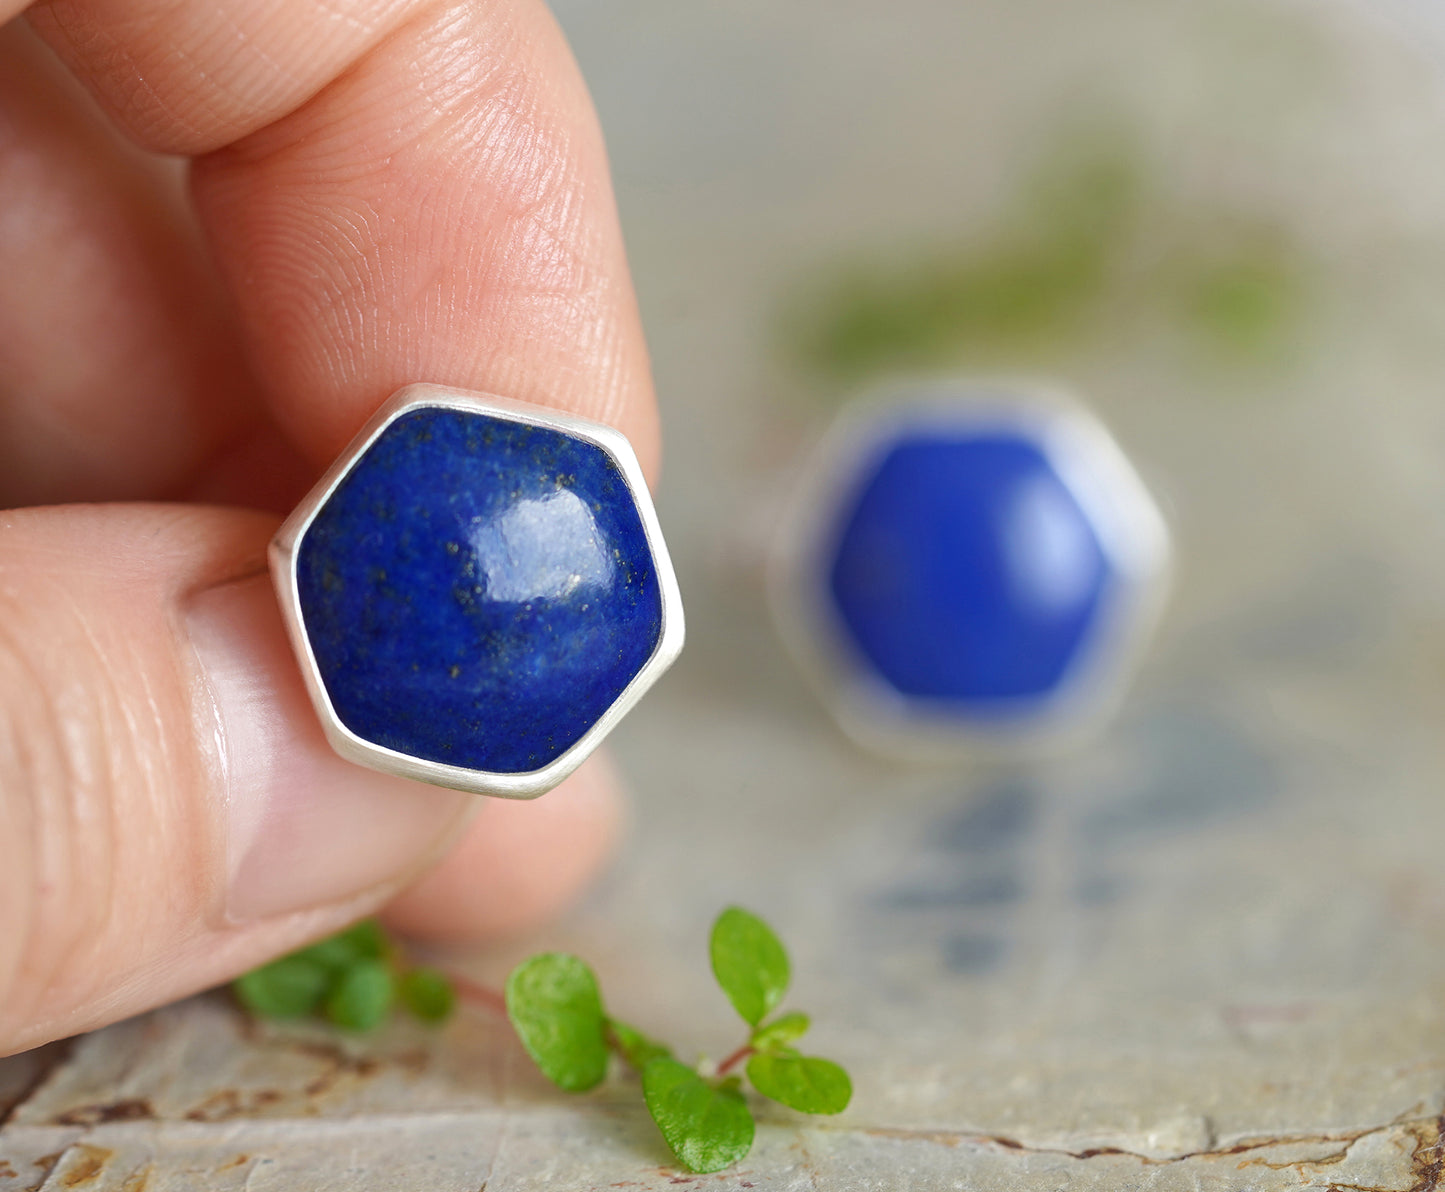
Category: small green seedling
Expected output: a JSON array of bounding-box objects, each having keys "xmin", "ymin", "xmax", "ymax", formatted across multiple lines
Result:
[
  {"xmin": 235, "ymin": 908, "xmax": 850, "ymax": 1175},
  {"xmin": 505, "ymin": 907, "xmax": 852, "ymax": 1174},
  {"xmin": 233, "ymin": 919, "xmax": 455, "ymax": 1031}
]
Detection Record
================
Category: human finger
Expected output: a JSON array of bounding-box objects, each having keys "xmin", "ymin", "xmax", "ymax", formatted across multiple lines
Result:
[
  {"xmin": 383, "ymin": 749, "xmax": 626, "ymax": 943},
  {"xmin": 0, "ymin": 21, "xmax": 257, "ymax": 507},
  {"xmin": 0, "ymin": 504, "xmax": 481, "ymax": 1056},
  {"xmin": 1, "ymin": 0, "xmax": 664, "ymax": 1044},
  {"xmin": 27, "ymin": 0, "xmax": 661, "ymax": 479}
]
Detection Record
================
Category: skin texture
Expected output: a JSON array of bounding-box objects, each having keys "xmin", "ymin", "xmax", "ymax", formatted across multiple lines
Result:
[{"xmin": 0, "ymin": 0, "xmax": 651, "ymax": 1055}]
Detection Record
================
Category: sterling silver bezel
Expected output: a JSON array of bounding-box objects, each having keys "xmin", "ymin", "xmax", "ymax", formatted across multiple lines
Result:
[
  {"xmin": 270, "ymin": 383, "xmax": 685, "ymax": 799},
  {"xmin": 768, "ymin": 378, "xmax": 1171, "ymax": 760}
]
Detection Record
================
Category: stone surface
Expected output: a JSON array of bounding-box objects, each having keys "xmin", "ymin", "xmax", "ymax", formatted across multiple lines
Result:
[
  {"xmin": 826, "ymin": 430, "xmax": 1111, "ymax": 710},
  {"xmin": 296, "ymin": 408, "xmax": 663, "ymax": 775}
]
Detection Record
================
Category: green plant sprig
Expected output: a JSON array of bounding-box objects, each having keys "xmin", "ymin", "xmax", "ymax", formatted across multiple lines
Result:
[
  {"xmin": 505, "ymin": 907, "xmax": 851, "ymax": 1174},
  {"xmin": 233, "ymin": 908, "xmax": 850, "ymax": 1175},
  {"xmin": 233, "ymin": 919, "xmax": 456, "ymax": 1031}
]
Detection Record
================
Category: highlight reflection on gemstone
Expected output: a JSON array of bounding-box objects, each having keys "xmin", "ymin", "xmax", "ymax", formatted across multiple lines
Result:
[{"xmin": 468, "ymin": 489, "xmax": 614, "ymax": 604}]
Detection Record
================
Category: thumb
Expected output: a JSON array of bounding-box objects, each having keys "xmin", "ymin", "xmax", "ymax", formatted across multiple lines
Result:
[{"xmin": 0, "ymin": 503, "xmax": 471, "ymax": 1056}]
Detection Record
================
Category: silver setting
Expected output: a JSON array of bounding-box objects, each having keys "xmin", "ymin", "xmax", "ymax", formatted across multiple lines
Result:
[
  {"xmin": 270, "ymin": 383, "xmax": 685, "ymax": 799},
  {"xmin": 769, "ymin": 378, "xmax": 1171, "ymax": 760}
]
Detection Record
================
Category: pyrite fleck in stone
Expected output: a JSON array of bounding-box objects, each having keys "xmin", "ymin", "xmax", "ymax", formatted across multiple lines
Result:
[{"xmin": 272, "ymin": 388, "xmax": 682, "ymax": 797}]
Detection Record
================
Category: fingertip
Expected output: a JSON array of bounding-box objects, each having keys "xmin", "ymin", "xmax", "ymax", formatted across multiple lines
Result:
[{"xmin": 381, "ymin": 749, "xmax": 627, "ymax": 943}]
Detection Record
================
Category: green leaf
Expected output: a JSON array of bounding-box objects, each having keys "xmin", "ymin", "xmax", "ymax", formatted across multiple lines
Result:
[
  {"xmin": 607, "ymin": 1017, "xmax": 673, "ymax": 1071},
  {"xmin": 235, "ymin": 920, "xmax": 393, "ymax": 1022},
  {"xmin": 233, "ymin": 954, "xmax": 332, "ymax": 1020},
  {"xmin": 324, "ymin": 959, "xmax": 395, "ymax": 1031},
  {"xmin": 751, "ymin": 1011, "xmax": 810, "ymax": 1051},
  {"xmin": 505, "ymin": 953, "xmax": 610, "ymax": 1092},
  {"xmin": 397, "ymin": 967, "xmax": 455, "ymax": 1024},
  {"xmin": 295, "ymin": 919, "xmax": 389, "ymax": 973},
  {"xmin": 642, "ymin": 1058, "xmax": 755, "ymax": 1174},
  {"xmin": 746, "ymin": 1051, "xmax": 852, "ymax": 1115},
  {"xmin": 709, "ymin": 907, "xmax": 790, "ymax": 1026}
]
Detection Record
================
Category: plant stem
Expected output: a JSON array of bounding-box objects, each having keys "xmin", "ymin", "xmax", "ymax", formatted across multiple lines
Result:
[
  {"xmin": 394, "ymin": 943, "xmax": 508, "ymax": 1020},
  {"xmin": 604, "ymin": 1023, "xmax": 639, "ymax": 1073},
  {"xmin": 716, "ymin": 1042, "xmax": 754, "ymax": 1076},
  {"xmin": 446, "ymin": 971, "xmax": 508, "ymax": 1018}
]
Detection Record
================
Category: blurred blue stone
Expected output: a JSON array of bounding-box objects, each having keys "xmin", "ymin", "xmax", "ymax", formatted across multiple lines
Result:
[
  {"xmin": 296, "ymin": 408, "xmax": 663, "ymax": 775},
  {"xmin": 779, "ymin": 389, "xmax": 1169, "ymax": 749},
  {"xmin": 827, "ymin": 433, "xmax": 1109, "ymax": 705}
]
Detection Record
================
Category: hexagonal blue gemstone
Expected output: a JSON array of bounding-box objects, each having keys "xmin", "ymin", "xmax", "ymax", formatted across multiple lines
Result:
[
  {"xmin": 826, "ymin": 432, "xmax": 1110, "ymax": 708},
  {"xmin": 296, "ymin": 408, "xmax": 663, "ymax": 774}
]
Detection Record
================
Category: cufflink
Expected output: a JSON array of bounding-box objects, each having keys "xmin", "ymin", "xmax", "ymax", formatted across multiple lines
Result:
[
  {"xmin": 270, "ymin": 384, "xmax": 684, "ymax": 798},
  {"xmin": 770, "ymin": 380, "xmax": 1169, "ymax": 756}
]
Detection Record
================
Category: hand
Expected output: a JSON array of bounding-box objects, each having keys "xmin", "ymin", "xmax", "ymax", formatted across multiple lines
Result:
[{"xmin": 0, "ymin": 0, "xmax": 653, "ymax": 1055}]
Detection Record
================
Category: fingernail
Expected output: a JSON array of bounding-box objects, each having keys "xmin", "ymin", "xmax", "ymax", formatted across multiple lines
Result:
[{"xmin": 186, "ymin": 573, "xmax": 471, "ymax": 923}]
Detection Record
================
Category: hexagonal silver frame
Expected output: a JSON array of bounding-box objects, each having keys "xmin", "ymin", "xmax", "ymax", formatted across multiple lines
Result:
[
  {"xmin": 769, "ymin": 379, "xmax": 1171, "ymax": 760},
  {"xmin": 270, "ymin": 383, "xmax": 685, "ymax": 799}
]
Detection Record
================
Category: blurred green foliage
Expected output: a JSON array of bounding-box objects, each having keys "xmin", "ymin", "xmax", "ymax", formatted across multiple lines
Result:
[
  {"xmin": 788, "ymin": 126, "xmax": 1305, "ymax": 385},
  {"xmin": 1185, "ymin": 245, "xmax": 1302, "ymax": 360}
]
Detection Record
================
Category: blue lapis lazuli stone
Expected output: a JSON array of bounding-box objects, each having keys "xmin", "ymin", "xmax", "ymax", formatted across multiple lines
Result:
[
  {"xmin": 296, "ymin": 408, "xmax": 663, "ymax": 774},
  {"xmin": 826, "ymin": 432, "xmax": 1111, "ymax": 709}
]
